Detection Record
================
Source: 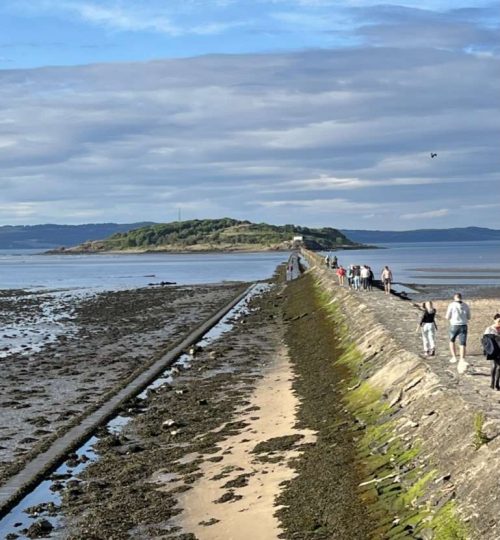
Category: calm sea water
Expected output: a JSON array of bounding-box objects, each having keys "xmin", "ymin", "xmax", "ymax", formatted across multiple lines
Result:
[
  {"xmin": 323, "ymin": 240, "xmax": 500, "ymax": 285},
  {"xmin": 1, "ymin": 241, "xmax": 500, "ymax": 291},
  {"xmin": 0, "ymin": 250, "xmax": 289, "ymax": 291}
]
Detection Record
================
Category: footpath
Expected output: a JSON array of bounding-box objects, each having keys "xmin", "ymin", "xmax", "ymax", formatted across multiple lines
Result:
[{"xmin": 321, "ymin": 264, "xmax": 500, "ymax": 418}]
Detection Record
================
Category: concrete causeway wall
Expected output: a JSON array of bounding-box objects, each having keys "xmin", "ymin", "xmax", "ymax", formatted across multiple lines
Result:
[{"xmin": 304, "ymin": 249, "xmax": 500, "ymax": 540}]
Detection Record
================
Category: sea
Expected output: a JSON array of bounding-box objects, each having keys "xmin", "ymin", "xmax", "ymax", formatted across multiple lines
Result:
[
  {"xmin": 1, "ymin": 241, "xmax": 500, "ymax": 292},
  {"xmin": 0, "ymin": 250, "xmax": 288, "ymax": 291},
  {"xmin": 326, "ymin": 240, "xmax": 500, "ymax": 286}
]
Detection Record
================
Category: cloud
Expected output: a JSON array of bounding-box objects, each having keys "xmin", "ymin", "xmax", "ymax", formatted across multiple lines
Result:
[
  {"xmin": 0, "ymin": 40, "xmax": 499, "ymax": 226},
  {"xmin": 259, "ymin": 175, "xmax": 441, "ymax": 193},
  {"xmin": 257, "ymin": 197, "xmax": 380, "ymax": 211},
  {"xmin": 353, "ymin": 5, "xmax": 500, "ymax": 52},
  {"xmin": 7, "ymin": 0, "xmax": 246, "ymax": 37},
  {"xmin": 400, "ymin": 208, "xmax": 449, "ymax": 220}
]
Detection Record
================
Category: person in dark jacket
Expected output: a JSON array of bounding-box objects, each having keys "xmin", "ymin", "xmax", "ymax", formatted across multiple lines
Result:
[{"xmin": 483, "ymin": 314, "xmax": 500, "ymax": 390}]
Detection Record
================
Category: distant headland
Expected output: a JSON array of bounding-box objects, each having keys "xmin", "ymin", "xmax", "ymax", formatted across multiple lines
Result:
[{"xmin": 44, "ymin": 218, "xmax": 360, "ymax": 254}]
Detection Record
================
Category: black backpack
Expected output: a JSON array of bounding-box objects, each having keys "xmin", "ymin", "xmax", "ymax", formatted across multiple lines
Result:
[{"xmin": 482, "ymin": 334, "xmax": 500, "ymax": 359}]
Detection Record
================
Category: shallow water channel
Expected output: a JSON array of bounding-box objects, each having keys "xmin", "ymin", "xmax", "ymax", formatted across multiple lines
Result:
[{"xmin": 0, "ymin": 283, "xmax": 270, "ymax": 539}]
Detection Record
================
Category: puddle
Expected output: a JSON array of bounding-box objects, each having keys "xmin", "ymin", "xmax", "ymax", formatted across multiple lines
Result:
[
  {"xmin": 0, "ymin": 283, "xmax": 270, "ymax": 539},
  {"xmin": 0, "ymin": 436, "xmax": 98, "ymax": 539}
]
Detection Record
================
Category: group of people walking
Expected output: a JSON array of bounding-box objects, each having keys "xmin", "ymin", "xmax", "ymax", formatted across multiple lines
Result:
[
  {"xmin": 324, "ymin": 253, "xmax": 500, "ymax": 385},
  {"xmin": 345, "ymin": 265, "xmax": 375, "ymax": 291},
  {"xmin": 324, "ymin": 255, "xmax": 393, "ymax": 294},
  {"xmin": 417, "ymin": 293, "xmax": 500, "ymax": 386},
  {"xmin": 416, "ymin": 293, "xmax": 471, "ymax": 374}
]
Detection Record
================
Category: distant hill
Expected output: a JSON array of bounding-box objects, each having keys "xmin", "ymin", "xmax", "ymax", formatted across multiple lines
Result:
[
  {"xmin": 0, "ymin": 223, "xmax": 155, "ymax": 249},
  {"xmin": 341, "ymin": 227, "xmax": 500, "ymax": 244},
  {"xmin": 56, "ymin": 218, "xmax": 358, "ymax": 253}
]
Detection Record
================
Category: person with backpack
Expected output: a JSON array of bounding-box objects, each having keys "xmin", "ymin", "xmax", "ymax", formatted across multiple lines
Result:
[
  {"xmin": 482, "ymin": 314, "xmax": 500, "ymax": 390},
  {"xmin": 445, "ymin": 292, "xmax": 471, "ymax": 374},
  {"xmin": 416, "ymin": 301, "xmax": 438, "ymax": 356}
]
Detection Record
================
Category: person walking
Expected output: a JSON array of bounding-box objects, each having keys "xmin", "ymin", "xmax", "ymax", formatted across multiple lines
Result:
[
  {"xmin": 367, "ymin": 266, "xmax": 374, "ymax": 291},
  {"xmin": 360, "ymin": 265, "xmax": 370, "ymax": 291},
  {"xmin": 416, "ymin": 301, "xmax": 437, "ymax": 356},
  {"xmin": 445, "ymin": 292, "xmax": 471, "ymax": 373},
  {"xmin": 336, "ymin": 265, "xmax": 346, "ymax": 286},
  {"xmin": 380, "ymin": 266, "xmax": 393, "ymax": 295},
  {"xmin": 352, "ymin": 265, "xmax": 361, "ymax": 290},
  {"xmin": 347, "ymin": 265, "xmax": 354, "ymax": 289},
  {"xmin": 482, "ymin": 314, "xmax": 500, "ymax": 390}
]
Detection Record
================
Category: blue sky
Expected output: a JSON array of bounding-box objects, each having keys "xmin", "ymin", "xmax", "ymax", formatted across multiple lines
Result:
[{"xmin": 0, "ymin": 0, "xmax": 499, "ymax": 229}]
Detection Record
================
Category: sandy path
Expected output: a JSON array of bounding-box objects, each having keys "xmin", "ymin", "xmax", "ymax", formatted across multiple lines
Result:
[{"xmin": 176, "ymin": 347, "xmax": 316, "ymax": 539}]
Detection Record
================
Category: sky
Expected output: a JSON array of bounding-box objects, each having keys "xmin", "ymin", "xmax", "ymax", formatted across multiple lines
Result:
[{"xmin": 0, "ymin": 1, "xmax": 499, "ymax": 229}]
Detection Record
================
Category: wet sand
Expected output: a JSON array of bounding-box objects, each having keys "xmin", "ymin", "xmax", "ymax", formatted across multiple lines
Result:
[
  {"xmin": 0, "ymin": 283, "xmax": 245, "ymax": 486},
  {"xmin": 176, "ymin": 347, "xmax": 316, "ymax": 540},
  {"xmin": 410, "ymin": 283, "xmax": 500, "ymax": 301}
]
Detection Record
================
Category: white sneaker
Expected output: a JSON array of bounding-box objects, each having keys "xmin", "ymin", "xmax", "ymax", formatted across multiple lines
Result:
[
  {"xmin": 457, "ymin": 359, "xmax": 469, "ymax": 374},
  {"xmin": 449, "ymin": 357, "xmax": 457, "ymax": 364}
]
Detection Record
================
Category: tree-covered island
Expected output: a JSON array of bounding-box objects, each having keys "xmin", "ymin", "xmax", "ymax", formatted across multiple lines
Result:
[{"xmin": 52, "ymin": 218, "xmax": 362, "ymax": 253}]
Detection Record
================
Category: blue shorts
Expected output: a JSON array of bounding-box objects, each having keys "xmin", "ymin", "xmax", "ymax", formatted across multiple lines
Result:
[{"xmin": 449, "ymin": 325, "xmax": 468, "ymax": 346}]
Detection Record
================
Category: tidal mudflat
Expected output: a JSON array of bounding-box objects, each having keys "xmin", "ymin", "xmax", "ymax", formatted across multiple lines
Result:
[{"xmin": 0, "ymin": 283, "xmax": 245, "ymax": 487}]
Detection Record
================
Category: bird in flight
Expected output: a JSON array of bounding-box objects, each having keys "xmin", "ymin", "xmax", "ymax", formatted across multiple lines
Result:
[{"xmin": 430, "ymin": 152, "xmax": 438, "ymax": 158}]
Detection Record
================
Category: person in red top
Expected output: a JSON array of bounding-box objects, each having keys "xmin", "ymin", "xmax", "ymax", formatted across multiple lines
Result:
[{"xmin": 336, "ymin": 265, "xmax": 346, "ymax": 286}]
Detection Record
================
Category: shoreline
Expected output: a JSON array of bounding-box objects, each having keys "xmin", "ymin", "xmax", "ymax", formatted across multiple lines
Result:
[{"xmin": 43, "ymin": 245, "xmax": 366, "ymax": 256}]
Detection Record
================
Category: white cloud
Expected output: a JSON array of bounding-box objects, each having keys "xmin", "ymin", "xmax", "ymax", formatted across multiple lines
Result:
[
  {"xmin": 11, "ymin": 0, "xmax": 244, "ymax": 36},
  {"xmin": 260, "ymin": 175, "xmax": 442, "ymax": 193},
  {"xmin": 400, "ymin": 208, "xmax": 449, "ymax": 220},
  {"xmin": 258, "ymin": 198, "xmax": 381, "ymax": 211}
]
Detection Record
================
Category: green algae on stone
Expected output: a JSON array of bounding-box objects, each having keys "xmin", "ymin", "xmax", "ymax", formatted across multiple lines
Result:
[
  {"xmin": 473, "ymin": 411, "xmax": 489, "ymax": 450},
  {"xmin": 430, "ymin": 502, "xmax": 469, "ymax": 540}
]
